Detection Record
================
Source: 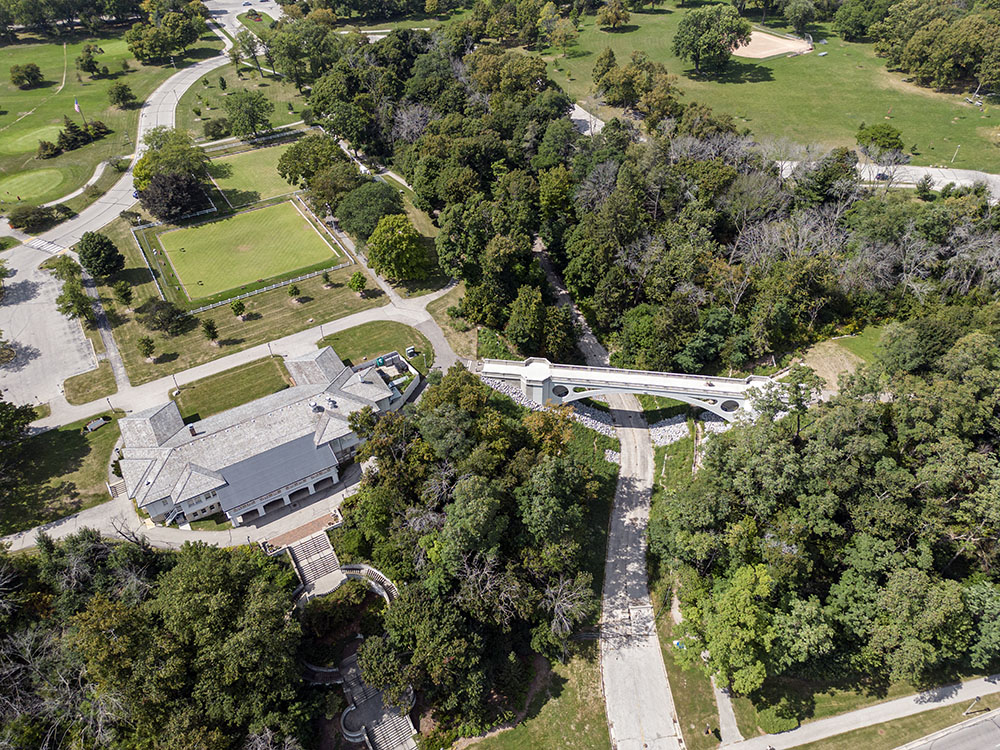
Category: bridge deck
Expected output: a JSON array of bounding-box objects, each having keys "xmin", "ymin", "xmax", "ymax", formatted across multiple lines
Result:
[{"xmin": 480, "ymin": 358, "xmax": 769, "ymax": 400}]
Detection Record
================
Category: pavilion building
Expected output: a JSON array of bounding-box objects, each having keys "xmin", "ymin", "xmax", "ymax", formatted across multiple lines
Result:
[{"xmin": 117, "ymin": 347, "xmax": 418, "ymax": 528}]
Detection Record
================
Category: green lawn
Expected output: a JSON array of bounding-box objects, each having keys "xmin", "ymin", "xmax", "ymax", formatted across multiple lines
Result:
[
  {"xmin": 171, "ymin": 356, "xmax": 290, "ymax": 421},
  {"xmin": 797, "ymin": 701, "xmax": 1000, "ymax": 750},
  {"xmin": 544, "ymin": 7, "xmax": 1000, "ymax": 171},
  {"xmin": 158, "ymin": 201, "xmax": 339, "ymax": 299},
  {"xmin": 238, "ymin": 10, "xmax": 276, "ymax": 37},
  {"xmin": 0, "ymin": 29, "xmax": 223, "ymax": 206},
  {"xmin": 95, "ymin": 217, "xmax": 384, "ymax": 385},
  {"xmin": 207, "ymin": 141, "xmax": 295, "ymax": 206},
  {"xmin": 176, "ymin": 63, "xmax": 306, "ymax": 141},
  {"xmin": 317, "ymin": 320, "xmax": 434, "ymax": 374},
  {"xmin": 2, "ymin": 411, "xmax": 121, "ymax": 536},
  {"xmin": 835, "ymin": 325, "xmax": 885, "ymax": 362},
  {"xmin": 426, "ymin": 282, "xmax": 478, "ymax": 361},
  {"xmin": 63, "ymin": 360, "xmax": 117, "ymax": 405},
  {"xmin": 188, "ymin": 512, "xmax": 233, "ymax": 531},
  {"xmin": 469, "ymin": 643, "xmax": 611, "ymax": 750}
]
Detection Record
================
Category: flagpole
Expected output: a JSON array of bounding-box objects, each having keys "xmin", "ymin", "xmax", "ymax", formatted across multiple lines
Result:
[{"xmin": 75, "ymin": 98, "xmax": 88, "ymax": 128}]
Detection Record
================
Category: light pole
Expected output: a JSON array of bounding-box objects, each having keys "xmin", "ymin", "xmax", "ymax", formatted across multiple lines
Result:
[{"xmin": 952, "ymin": 144, "xmax": 962, "ymax": 164}]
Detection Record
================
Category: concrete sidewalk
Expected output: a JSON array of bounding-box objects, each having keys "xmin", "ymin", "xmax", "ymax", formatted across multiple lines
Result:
[
  {"xmin": 35, "ymin": 284, "xmax": 458, "ymax": 429},
  {"xmin": 726, "ymin": 674, "xmax": 1000, "ymax": 749},
  {"xmin": 2, "ymin": 460, "xmax": 362, "ymax": 553}
]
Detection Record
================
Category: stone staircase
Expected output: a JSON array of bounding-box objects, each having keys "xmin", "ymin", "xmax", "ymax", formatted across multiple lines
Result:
[{"xmin": 287, "ymin": 532, "xmax": 340, "ymax": 586}]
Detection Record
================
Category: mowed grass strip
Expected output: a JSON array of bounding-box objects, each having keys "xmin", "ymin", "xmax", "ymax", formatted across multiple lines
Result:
[
  {"xmin": 158, "ymin": 201, "xmax": 337, "ymax": 299},
  {"xmin": 171, "ymin": 356, "xmax": 291, "ymax": 422},
  {"xmin": 207, "ymin": 142, "xmax": 295, "ymax": 207}
]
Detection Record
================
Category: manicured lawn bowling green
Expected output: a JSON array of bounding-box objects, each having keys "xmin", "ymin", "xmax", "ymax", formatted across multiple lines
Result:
[
  {"xmin": 206, "ymin": 142, "xmax": 295, "ymax": 206},
  {"xmin": 158, "ymin": 201, "xmax": 338, "ymax": 299}
]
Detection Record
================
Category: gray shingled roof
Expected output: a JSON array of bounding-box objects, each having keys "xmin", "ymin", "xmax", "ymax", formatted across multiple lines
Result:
[{"xmin": 121, "ymin": 348, "xmax": 392, "ymax": 509}]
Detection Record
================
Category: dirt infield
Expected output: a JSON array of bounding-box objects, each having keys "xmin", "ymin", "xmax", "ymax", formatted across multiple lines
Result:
[{"xmin": 734, "ymin": 30, "xmax": 812, "ymax": 59}]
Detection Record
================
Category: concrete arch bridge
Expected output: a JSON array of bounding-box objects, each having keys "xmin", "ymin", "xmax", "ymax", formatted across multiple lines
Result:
[{"xmin": 479, "ymin": 358, "xmax": 773, "ymax": 421}]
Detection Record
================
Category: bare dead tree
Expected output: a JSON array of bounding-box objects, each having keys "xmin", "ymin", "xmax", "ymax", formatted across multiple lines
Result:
[
  {"xmin": 244, "ymin": 728, "xmax": 303, "ymax": 750},
  {"xmin": 458, "ymin": 553, "xmax": 525, "ymax": 628},
  {"xmin": 0, "ymin": 560, "xmax": 18, "ymax": 620},
  {"xmin": 575, "ymin": 160, "xmax": 620, "ymax": 212},
  {"xmin": 542, "ymin": 573, "xmax": 595, "ymax": 644},
  {"xmin": 391, "ymin": 101, "xmax": 435, "ymax": 144},
  {"xmin": 944, "ymin": 223, "xmax": 1000, "ymax": 295}
]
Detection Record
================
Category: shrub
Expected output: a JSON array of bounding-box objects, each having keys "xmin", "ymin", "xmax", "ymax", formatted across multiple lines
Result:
[
  {"xmin": 756, "ymin": 701, "xmax": 800, "ymax": 734},
  {"xmin": 10, "ymin": 63, "xmax": 43, "ymax": 89},
  {"xmin": 36, "ymin": 140, "xmax": 61, "ymax": 159},
  {"xmin": 203, "ymin": 118, "xmax": 231, "ymax": 139},
  {"xmin": 87, "ymin": 120, "xmax": 111, "ymax": 138},
  {"xmin": 7, "ymin": 205, "xmax": 55, "ymax": 233}
]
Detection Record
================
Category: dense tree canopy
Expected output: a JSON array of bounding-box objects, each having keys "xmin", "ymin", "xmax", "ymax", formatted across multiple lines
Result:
[
  {"xmin": 334, "ymin": 366, "xmax": 614, "ymax": 729},
  {"xmin": 0, "ymin": 532, "xmax": 307, "ymax": 749},
  {"xmin": 672, "ymin": 5, "xmax": 751, "ymax": 73},
  {"xmin": 651, "ymin": 306, "xmax": 1000, "ymax": 709}
]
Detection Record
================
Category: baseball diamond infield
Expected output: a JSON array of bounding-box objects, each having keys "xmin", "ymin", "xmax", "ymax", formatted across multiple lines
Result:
[
  {"xmin": 157, "ymin": 201, "xmax": 339, "ymax": 299},
  {"xmin": 735, "ymin": 30, "xmax": 813, "ymax": 58}
]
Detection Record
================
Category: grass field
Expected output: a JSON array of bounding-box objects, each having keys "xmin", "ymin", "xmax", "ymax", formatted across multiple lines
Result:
[
  {"xmin": 798, "ymin": 701, "xmax": 1000, "ymax": 749},
  {"xmin": 0, "ymin": 29, "xmax": 223, "ymax": 206},
  {"xmin": 544, "ymin": 6, "xmax": 1000, "ymax": 171},
  {"xmin": 2, "ymin": 411, "xmax": 120, "ymax": 535},
  {"xmin": 207, "ymin": 142, "xmax": 295, "ymax": 206},
  {"xmin": 96, "ymin": 217, "xmax": 383, "ymax": 385},
  {"xmin": 835, "ymin": 325, "xmax": 885, "ymax": 362},
  {"xmin": 158, "ymin": 201, "xmax": 338, "ymax": 299},
  {"xmin": 176, "ymin": 63, "xmax": 306, "ymax": 141},
  {"xmin": 63, "ymin": 360, "xmax": 117, "ymax": 405},
  {"xmin": 426, "ymin": 282, "xmax": 478, "ymax": 361},
  {"xmin": 469, "ymin": 643, "xmax": 611, "ymax": 750},
  {"xmin": 172, "ymin": 356, "xmax": 290, "ymax": 421},
  {"xmin": 317, "ymin": 321, "xmax": 433, "ymax": 374}
]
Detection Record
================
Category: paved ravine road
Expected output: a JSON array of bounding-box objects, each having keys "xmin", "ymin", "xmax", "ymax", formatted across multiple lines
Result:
[{"xmin": 536, "ymin": 247, "xmax": 683, "ymax": 749}]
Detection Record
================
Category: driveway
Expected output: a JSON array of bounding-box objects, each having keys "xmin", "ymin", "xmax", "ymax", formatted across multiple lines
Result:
[{"xmin": 0, "ymin": 244, "xmax": 94, "ymax": 407}]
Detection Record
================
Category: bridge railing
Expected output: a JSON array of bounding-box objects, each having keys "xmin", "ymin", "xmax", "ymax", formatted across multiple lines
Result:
[{"xmin": 481, "ymin": 358, "xmax": 771, "ymax": 388}]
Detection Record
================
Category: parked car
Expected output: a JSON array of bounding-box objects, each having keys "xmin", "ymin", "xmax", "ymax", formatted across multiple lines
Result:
[
  {"xmin": 85, "ymin": 417, "xmax": 110, "ymax": 433},
  {"xmin": 875, "ymin": 172, "xmax": 890, "ymax": 181}
]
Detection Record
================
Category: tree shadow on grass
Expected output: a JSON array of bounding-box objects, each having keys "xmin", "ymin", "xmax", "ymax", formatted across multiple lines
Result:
[
  {"xmin": 684, "ymin": 60, "xmax": 775, "ymax": 84},
  {"xmin": 601, "ymin": 24, "xmax": 640, "ymax": 33},
  {"xmin": 4, "ymin": 427, "xmax": 91, "ymax": 535},
  {"xmin": 225, "ymin": 188, "xmax": 263, "ymax": 207},
  {"xmin": 154, "ymin": 352, "xmax": 179, "ymax": 365},
  {"xmin": 218, "ymin": 337, "xmax": 244, "ymax": 347}
]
